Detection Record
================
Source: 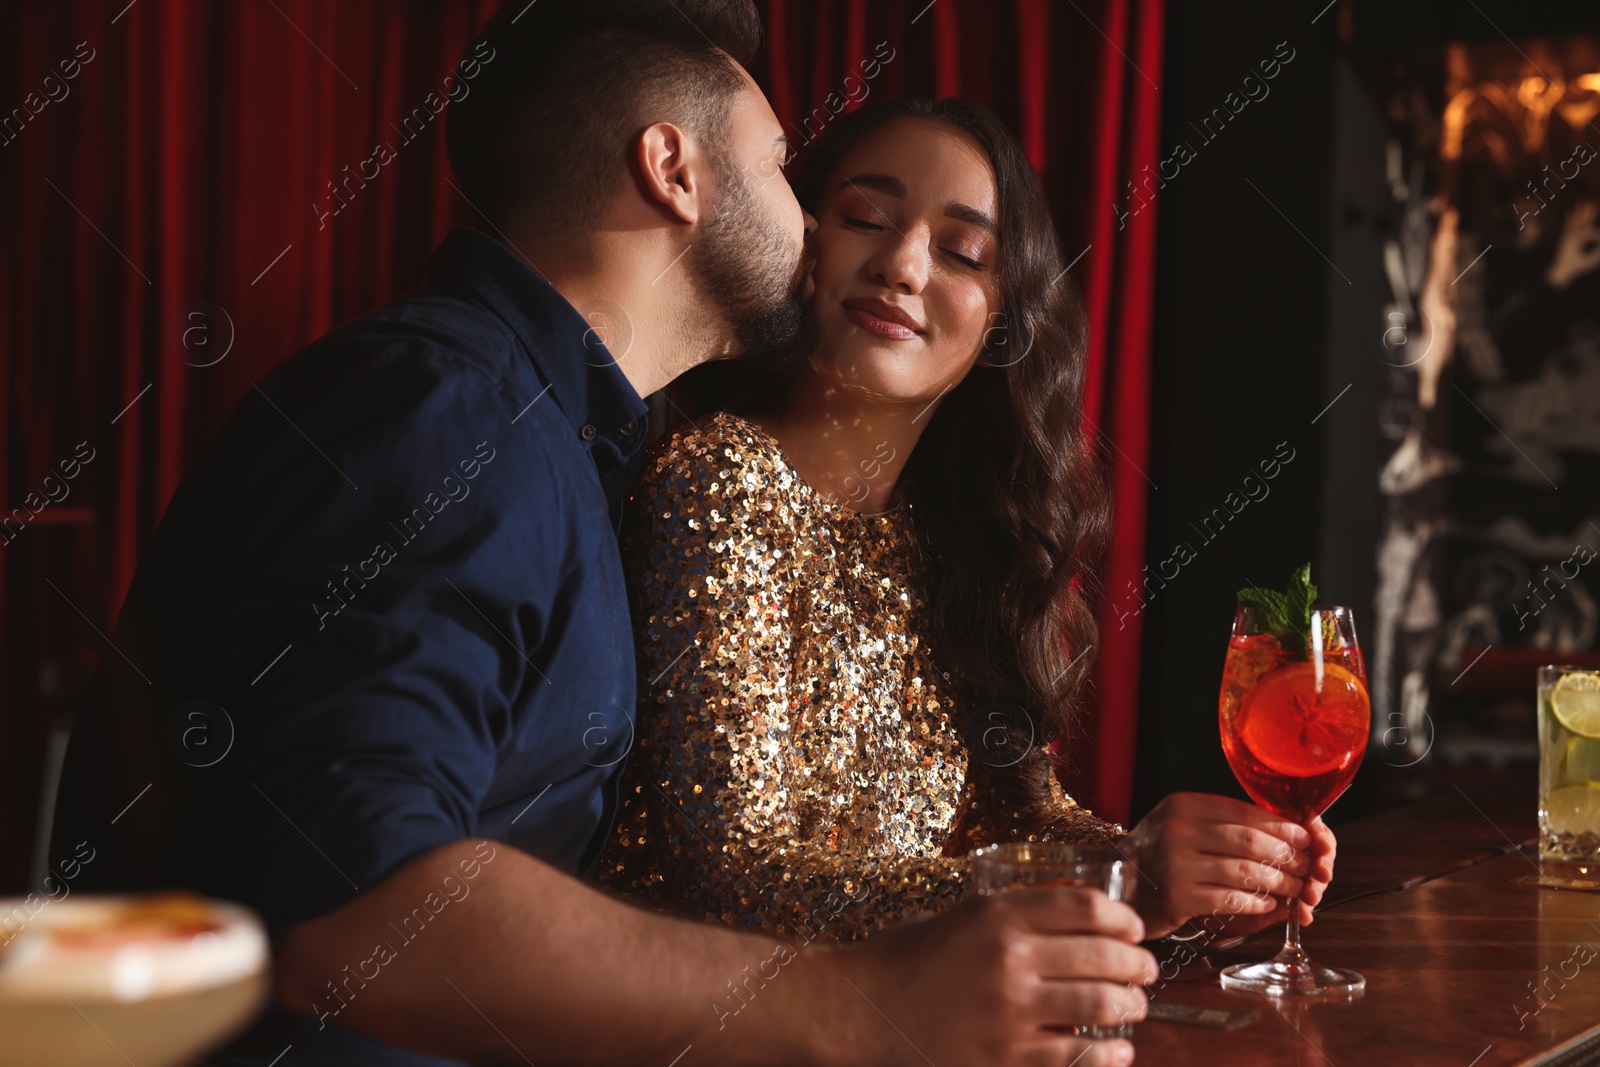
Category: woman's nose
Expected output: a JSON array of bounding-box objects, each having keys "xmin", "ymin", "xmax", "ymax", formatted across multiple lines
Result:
[{"xmin": 870, "ymin": 231, "xmax": 930, "ymax": 293}]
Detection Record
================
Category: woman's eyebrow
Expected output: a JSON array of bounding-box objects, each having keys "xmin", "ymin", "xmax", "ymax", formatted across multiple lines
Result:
[
  {"xmin": 946, "ymin": 202, "xmax": 997, "ymax": 235},
  {"xmin": 840, "ymin": 172, "xmax": 996, "ymax": 235},
  {"xmin": 839, "ymin": 172, "xmax": 907, "ymax": 198}
]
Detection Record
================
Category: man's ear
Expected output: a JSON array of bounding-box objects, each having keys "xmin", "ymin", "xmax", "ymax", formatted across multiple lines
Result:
[{"xmin": 634, "ymin": 121, "xmax": 703, "ymax": 226}]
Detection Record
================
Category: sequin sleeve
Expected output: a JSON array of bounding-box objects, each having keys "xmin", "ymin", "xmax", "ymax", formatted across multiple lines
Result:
[
  {"xmin": 945, "ymin": 758, "xmax": 1128, "ymax": 855},
  {"xmin": 1036, "ymin": 770, "xmax": 1128, "ymax": 845},
  {"xmin": 599, "ymin": 425, "xmax": 971, "ymax": 943}
]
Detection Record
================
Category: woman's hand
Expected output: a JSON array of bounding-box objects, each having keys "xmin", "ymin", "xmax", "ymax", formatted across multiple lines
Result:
[{"xmin": 1120, "ymin": 792, "xmax": 1336, "ymax": 941}]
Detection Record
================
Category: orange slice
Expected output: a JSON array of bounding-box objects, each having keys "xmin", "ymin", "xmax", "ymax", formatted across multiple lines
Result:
[{"xmin": 1240, "ymin": 661, "xmax": 1369, "ymax": 777}]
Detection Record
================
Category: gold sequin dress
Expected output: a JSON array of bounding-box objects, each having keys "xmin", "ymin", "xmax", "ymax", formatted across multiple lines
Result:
[{"xmin": 598, "ymin": 412, "xmax": 1123, "ymax": 942}]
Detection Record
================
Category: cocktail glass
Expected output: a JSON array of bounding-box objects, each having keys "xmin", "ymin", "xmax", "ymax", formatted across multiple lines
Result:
[{"xmin": 1217, "ymin": 603, "xmax": 1369, "ymax": 995}]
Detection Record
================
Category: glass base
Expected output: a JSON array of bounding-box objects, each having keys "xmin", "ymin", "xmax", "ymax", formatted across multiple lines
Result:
[
  {"xmin": 1220, "ymin": 958, "xmax": 1366, "ymax": 996},
  {"xmin": 1520, "ymin": 856, "xmax": 1600, "ymax": 891}
]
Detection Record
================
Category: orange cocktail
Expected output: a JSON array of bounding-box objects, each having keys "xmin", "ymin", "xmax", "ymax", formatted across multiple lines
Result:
[
  {"xmin": 1219, "ymin": 629, "xmax": 1368, "ymax": 824},
  {"xmin": 1216, "ymin": 569, "xmax": 1371, "ymax": 997}
]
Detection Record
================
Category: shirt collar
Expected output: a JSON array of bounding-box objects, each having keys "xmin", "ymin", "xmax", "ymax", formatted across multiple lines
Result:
[{"xmin": 425, "ymin": 228, "xmax": 649, "ymax": 466}]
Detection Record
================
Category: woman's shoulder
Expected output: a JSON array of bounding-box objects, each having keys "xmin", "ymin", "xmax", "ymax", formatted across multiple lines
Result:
[
  {"xmin": 634, "ymin": 411, "xmax": 798, "ymax": 504},
  {"xmin": 627, "ymin": 411, "xmax": 807, "ymax": 533}
]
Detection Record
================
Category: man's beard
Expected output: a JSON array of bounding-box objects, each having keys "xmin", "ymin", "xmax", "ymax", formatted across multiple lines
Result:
[{"xmin": 688, "ymin": 154, "xmax": 815, "ymax": 376}]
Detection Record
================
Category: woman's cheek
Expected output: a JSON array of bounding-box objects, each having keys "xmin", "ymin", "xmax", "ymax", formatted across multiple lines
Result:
[
  {"xmin": 808, "ymin": 230, "xmax": 856, "ymax": 290},
  {"xmin": 936, "ymin": 288, "xmax": 995, "ymax": 374}
]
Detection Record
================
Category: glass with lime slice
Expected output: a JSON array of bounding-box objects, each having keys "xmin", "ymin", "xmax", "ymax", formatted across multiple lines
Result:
[{"xmin": 1538, "ymin": 666, "xmax": 1600, "ymax": 879}]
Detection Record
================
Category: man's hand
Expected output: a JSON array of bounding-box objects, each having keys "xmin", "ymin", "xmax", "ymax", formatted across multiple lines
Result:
[
  {"xmin": 273, "ymin": 841, "xmax": 1157, "ymax": 1067},
  {"xmin": 1122, "ymin": 793, "xmax": 1336, "ymax": 940},
  {"xmin": 833, "ymin": 888, "xmax": 1157, "ymax": 1067}
]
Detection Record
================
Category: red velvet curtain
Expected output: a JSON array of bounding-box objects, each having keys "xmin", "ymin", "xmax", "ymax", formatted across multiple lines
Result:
[{"xmin": 0, "ymin": 0, "xmax": 1162, "ymax": 885}]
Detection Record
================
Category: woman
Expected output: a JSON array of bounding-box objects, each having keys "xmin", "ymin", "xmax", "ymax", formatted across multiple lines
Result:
[{"xmin": 598, "ymin": 98, "xmax": 1334, "ymax": 944}]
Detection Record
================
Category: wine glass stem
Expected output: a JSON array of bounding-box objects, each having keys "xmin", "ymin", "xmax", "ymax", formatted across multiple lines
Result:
[{"xmin": 1278, "ymin": 906, "xmax": 1308, "ymax": 970}]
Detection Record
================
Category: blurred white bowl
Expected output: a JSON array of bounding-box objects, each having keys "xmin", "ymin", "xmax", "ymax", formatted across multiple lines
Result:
[{"xmin": 0, "ymin": 893, "xmax": 269, "ymax": 1067}]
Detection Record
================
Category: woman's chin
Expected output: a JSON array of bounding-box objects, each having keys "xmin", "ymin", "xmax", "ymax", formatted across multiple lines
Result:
[
  {"xmin": 810, "ymin": 346, "xmax": 951, "ymax": 407},
  {"xmin": 821, "ymin": 373, "xmax": 950, "ymax": 409}
]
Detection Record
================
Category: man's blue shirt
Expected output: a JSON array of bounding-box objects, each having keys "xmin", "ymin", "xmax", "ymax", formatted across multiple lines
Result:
[{"xmin": 50, "ymin": 227, "xmax": 651, "ymax": 1064}]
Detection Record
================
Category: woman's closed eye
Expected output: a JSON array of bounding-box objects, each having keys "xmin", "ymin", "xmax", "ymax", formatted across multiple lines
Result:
[
  {"xmin": 843, "ymin": 214, "xmax": 887, "ymax": 231},
  {"xmin": 844, "ymin": 215, "xmax": 987, "ymax": 271}
]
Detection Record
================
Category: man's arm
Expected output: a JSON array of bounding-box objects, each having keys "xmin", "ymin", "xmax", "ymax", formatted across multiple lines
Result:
[{"xmin": 275, "ymin": 839, "xmax": 1157, "ymax": 1067}]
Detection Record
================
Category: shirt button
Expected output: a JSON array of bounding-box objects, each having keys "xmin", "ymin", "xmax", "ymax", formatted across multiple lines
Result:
[
  {"xmin": 580, "ymin": 424, "xmax": 597, "ymax": 441},
  {"xmin": 620, "ymin": 420, "xmax": 639, "ymax": 436}
]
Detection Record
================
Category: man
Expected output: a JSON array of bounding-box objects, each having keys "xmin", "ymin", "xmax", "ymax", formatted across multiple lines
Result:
[{"xmin": 50, "ymin": 3, "xmax": 1154, "ymax": 1064}]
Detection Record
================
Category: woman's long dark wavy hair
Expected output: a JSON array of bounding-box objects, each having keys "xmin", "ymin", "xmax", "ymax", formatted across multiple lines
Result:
[{"xmin": 678, "ymin": 97, "xmax": 1111, "ymax": 837}]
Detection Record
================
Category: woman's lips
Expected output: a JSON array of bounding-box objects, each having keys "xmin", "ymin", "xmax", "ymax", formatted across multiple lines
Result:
[{"xmin": 842, "ymin": 302, "xmax": 922, "ymax": 341}]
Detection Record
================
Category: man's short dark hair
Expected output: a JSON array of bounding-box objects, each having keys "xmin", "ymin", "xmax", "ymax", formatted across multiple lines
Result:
[{"xmin": 447, "ymin": 0, "xmax": 763, "ymax": 237}]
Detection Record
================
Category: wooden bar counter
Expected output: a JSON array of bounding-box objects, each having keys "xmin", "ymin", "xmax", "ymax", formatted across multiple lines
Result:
[{"xmin": 1133, "ymin": 785, "xmax": 1600, "ymax": 1066}]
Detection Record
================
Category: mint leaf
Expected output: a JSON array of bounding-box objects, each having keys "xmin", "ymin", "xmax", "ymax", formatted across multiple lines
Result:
[
  {"xmin": 1287, "ymin": 563, "xmax": 1317, "ymax": 629},
  {"xmin": 1236, "ymin": 587, "xmax": 1283, "ymax": 610},
  {"xmin": 1237, "ymin": 564, "xmax": 1318, "ymax": 651},
  {"xmin": 1237, "ymin": 587, "xmax": 1287, "ymax": 623}
]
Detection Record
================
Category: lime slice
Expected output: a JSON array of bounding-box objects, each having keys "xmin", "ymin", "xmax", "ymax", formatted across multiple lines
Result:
[
  {"xmin": 1544, "ymin": 782, "xmax": 1600, "ymax": 836},
  {"xmin": 1567, "ymin": 736, "xmax": 1600, "ymax": 782},
  {"xmin": 1550, "ymin": 672, "xmax": 1600, "ymax": 740}
]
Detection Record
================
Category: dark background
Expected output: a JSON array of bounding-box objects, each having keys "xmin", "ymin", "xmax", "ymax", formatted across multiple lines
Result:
[{"xmin": 1136, "ymin": 0, "xmax": 1600, "ymax": 823}]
